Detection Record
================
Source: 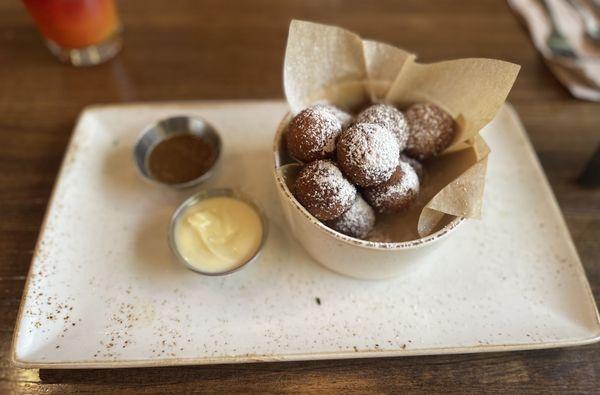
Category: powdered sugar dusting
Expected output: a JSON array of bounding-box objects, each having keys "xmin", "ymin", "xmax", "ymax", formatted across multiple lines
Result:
[
  {"xmin": 337, "ymin": 123, "xmax": 400, "ymax": 187},
  {"xmin": 326, "ymin": 195, "xmax": 375, "ymax": 239},
  {"xmin": 399, "ymin": 153, "xmax": 424, "ymax": 182},
  {"xmin": 364, "ymin": 161, "xmax": 420, "ymax": 213},
  {"xmin": 356, "ymin": 104, "xmax": 409, "ymax": 150},
  {"xmin": 286, "ymin": 105, "xmax": 342, "ymax": 162},
  {"xmin": 293, "ymin": 160, "xmax": 356, "ymax": 221},
  {"xmin": 314, "ymin": 103, "xmax": 353, "ymax": 128},
  {"xmin": 405, "ymin": 103, "xmax": 455, "ymax": 160}
]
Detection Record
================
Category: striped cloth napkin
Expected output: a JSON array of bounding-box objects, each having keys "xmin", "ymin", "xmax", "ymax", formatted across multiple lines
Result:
[{"xmin": 509, "ymin": 0, "xmax": 600, "ymax": 101}]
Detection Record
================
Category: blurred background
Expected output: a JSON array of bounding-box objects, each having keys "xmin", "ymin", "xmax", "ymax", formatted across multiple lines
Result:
[{"xmin": 0, "ymin": 1, "xmax": 599, "ymax": 392}]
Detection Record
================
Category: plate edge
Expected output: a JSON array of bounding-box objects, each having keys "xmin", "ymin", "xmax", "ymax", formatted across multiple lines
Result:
[
  {"xmin": 10, "ymin": 108, "xmax": 97, "ymax": 367},
  {"xmin": 501, "ymin": 103, "xmax": 600, "ymax": 333},
  {"xmin": 11, "ymin": 332, "xmax": 600, "ymax": 369}
]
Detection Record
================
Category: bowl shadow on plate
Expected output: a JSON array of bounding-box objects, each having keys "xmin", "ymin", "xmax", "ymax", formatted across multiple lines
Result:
[
  {"xmin": 101, "ymin": 139, "xmax": 142, "ymax": 196},
  {"xmin": 131, "ymin": 205, "xmax": 190, "ymax": 278},
  {"xmin": 215, "ymin": 149, "xmax": 277, "ymax": 212},
  {"xmin": 98, "ymin": 137, "xmax": 191, "ymax": 278}
]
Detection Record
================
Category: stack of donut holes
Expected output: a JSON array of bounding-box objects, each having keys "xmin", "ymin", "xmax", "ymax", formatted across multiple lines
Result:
[{"xmin": 287, "ymin": 102, "xmax": 455, "ymax": 239}]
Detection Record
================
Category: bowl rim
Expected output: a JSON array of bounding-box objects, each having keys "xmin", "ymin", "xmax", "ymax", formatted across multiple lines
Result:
[{"xmin": 272, "ymin": 111, "xmax": 465, "ymax": 251}]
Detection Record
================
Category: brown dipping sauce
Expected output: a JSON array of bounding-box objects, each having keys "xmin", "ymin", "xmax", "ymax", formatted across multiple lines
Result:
[{"xmin": 148, "ymin": 134, "xmax": 217, "ymax": 185}]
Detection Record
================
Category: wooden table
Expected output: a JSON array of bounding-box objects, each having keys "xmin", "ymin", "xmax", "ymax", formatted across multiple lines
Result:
[{"xmin": 1, "ymin": 0, "xmax": 598, "ymax": 392}]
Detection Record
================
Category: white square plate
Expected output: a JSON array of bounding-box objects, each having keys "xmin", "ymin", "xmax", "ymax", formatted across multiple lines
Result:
[{"xmin": 12, "ymin": 101, "xmax": 600, "ymax": 368}]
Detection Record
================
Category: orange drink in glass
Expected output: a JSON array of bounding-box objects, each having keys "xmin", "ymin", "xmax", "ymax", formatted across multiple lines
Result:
[{"xmin": 22, "ymin": 0, "xmax": 122, "ymax": 66}]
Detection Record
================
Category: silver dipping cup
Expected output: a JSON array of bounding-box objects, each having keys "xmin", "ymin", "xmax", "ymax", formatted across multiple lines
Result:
[
  {"xmin": 168, "ymin": 188, "xmax": 269, "ymax": 276},
  {"xmin": 133, "ymin": 116, "xmax": 222, "ymax": 188}
]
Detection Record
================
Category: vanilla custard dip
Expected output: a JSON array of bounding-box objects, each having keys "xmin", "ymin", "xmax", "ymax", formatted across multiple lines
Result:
[{"xmin": 170, "ymin": 191, "xmax": 265, "ymax": 275}]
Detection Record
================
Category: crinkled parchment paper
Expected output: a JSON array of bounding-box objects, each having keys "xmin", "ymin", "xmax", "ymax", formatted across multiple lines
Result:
[{"xmin": 279, "ymin": 20, "xmax": 520, "ymax": 240}]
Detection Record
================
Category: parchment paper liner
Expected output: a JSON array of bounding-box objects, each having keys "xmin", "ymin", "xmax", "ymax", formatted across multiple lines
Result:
[{"xmin": 277, "ymin": 20, "xmax": 520, "ymax": 240}]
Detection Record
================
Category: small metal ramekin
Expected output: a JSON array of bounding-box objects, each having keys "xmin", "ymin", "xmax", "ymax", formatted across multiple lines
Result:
[
  {"xmin": 168, "ymin": 188, "xmax": 269, "ymax": 276},
  {"xmin": 133, "ymin": 116, "xmax": 222, "ymax": 188}
]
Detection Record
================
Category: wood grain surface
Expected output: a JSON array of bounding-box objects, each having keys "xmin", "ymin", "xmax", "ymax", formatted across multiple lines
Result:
[{"xmin": 1, "ymin": 0, "xmax": 599, "ymax": 393}]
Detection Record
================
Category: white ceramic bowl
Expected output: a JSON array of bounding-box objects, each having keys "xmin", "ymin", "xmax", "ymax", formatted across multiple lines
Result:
[{"xmin": 272, "ymin": 112, "xmax": 465, "ymax": 280}]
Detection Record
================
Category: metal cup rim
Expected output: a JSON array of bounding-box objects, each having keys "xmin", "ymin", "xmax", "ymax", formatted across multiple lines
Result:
[
  {"xmin": 133, "ymin": 115, "xmax": 222, "ymax": 189},
  {"xmin": 168, "ymin": 188, "xmax": 269, "ymax": 276}
]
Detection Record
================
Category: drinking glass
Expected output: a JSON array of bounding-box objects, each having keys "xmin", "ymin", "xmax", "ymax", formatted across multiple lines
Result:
[{"xmin": 22, "ymin": 0, "xmax": 122, "ymax": 66}]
